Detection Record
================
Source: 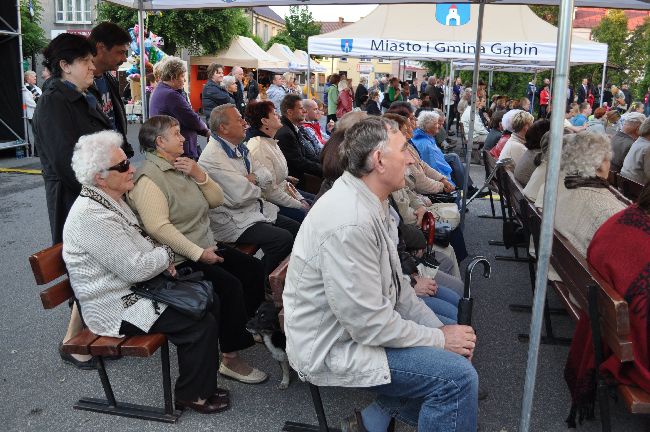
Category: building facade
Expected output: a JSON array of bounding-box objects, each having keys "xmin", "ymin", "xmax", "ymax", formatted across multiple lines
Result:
[{"xmin": 247, "ymin": 6, "xmax": 285, "ymax": 45}]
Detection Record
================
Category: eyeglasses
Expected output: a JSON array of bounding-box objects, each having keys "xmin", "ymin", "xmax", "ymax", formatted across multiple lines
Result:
[{"xmin": 107, "ymin": 159, "xmax": 130, "ymax": 173}]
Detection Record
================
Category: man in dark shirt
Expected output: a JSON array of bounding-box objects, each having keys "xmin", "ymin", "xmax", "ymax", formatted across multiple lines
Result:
[
  {"xmin": 231, "ymin": 66, "xmax": 246, "ymax": 115},
  {"xmin": 275, "ymin": 94, "xmax": 322, "ymax": 190},
  {"xmin": 88, "ymin": 22, "xmax": 134, "ymax": 157}
]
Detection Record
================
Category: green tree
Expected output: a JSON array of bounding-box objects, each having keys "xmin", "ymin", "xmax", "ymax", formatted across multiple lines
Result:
[
  {"xmin": 591, "ymin": 10, "xmax": 629, "ymax": 86},
  {"xmin": 624, "ymin": 18, "xmax": 650, "ymax": 98},
  {"xmin": 20, "ymin": 0, "xmax": 47, "ymax": 59},
  {"xmin": 269, "ymin": 6, "xmax": 321, "ymax": 52},
  {"xmin": 97, "ymin": 3, "xmax": 251, "ymax": 55},
  {"xmin": 529, "ymin": 5, "xmax": 559, "ymax": 26}
]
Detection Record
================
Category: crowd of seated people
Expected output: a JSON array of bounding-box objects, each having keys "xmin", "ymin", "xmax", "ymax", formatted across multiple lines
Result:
[{"xmin": 34, "ymin": 23, "xmax": 650, "ymax": 430}]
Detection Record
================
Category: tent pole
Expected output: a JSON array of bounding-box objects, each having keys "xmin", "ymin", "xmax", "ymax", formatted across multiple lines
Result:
[
  {"xmin": 599, "ymin": 61, "xmax": 607, "ymax": 106},
  {"xmin": 16, "ymin": 0, "xmax": 28, "ymax": 155},
  {"xmin": 138, "ymin": 2, "xmax": 148, "ymax": 122},
  {"xmin": 459, "ymin": 0, "xmax": 486, "ymax": 228},
  {"xmin": 307, "ymin": 55, "xmax": 311, "ymax": 99},
  {"xmin": 445, "ymin": 60, "xmax": 454, "ymax": 120},
  {"xmin": 519, "ymin": 1, "xmax": 574, "ymax": 431},
  {"xmin": 488, "ymin": 70, "xmax": 493, "ymax": 100}
]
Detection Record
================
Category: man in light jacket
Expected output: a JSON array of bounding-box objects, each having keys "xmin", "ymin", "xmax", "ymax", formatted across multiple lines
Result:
[
  {"xmin": 266, "ymin": 74, "xmax": 286, "ymax": 114},
  {"xmin": 283, "ymin": 117, "xmax": 478, "ymax": 432},
  {"xmin": 198, "ymin": 104, "xmax": 300, "ymax": 281}
]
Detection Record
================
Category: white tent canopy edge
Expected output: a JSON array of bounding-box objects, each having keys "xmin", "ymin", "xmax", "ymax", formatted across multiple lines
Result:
[
  {"xmin": 107, "ymin": 0, "xmax": 650, "ymax": 10},
  {"xmin": 307, "ymin": 4, "xmax": 608, "ymax": 65}
]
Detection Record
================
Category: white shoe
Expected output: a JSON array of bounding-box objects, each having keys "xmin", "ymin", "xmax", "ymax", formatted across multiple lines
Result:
[{"xmin": 219, "ymin": 362, "xmax": 268, "ymax": 384}]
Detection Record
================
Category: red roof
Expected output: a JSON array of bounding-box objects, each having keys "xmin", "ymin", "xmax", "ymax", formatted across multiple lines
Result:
[
  {"xmin": 573, "ymin": 7, "xmax": 650, "ymax": 31},
  {"xmin": 319, "ymin": 20, "xmax": 352, "ymax": 34}
]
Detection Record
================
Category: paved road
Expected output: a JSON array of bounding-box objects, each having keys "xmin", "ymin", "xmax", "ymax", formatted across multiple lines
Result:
[{"xmin": 0, "ymin": 127, "xmax": 644, "ymax": 431}]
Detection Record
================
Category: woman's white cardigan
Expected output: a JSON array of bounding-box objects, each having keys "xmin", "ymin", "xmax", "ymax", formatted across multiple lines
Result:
[{"xmin": 63, "ymin": 187, "xmax": 170, "ymax": 337}]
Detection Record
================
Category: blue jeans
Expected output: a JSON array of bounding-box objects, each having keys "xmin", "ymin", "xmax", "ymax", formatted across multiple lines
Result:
[
  {"xmin": 420, "ymin": 286, "xmax": 461, "ymax": 324},
  {"xmin": 278, "ymin": 190, "xmax": 315, "ymax": 223},
  {"xmin": 444, "ymin": 153, "xmax": 473, "ymax": 190},
  {"xmin": 363, "ymin": 346, "xmax": 478, "ymax": 431}
]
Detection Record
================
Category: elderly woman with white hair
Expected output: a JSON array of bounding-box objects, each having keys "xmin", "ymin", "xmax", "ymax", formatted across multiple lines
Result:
[
  {"xmin": 548, "ymin": 131, "xmax": 626, "ymax": 256},
  {"xmin": 412, "ymin": 110, "xmax": 478, "ymax": 193},
  {"xmin": 498, "ymin": 110, "xmax": 535, "ymax": 167},
  {"xmin": 149, "ymin": 56, "xmax": 210, "ymax": 160},
  {"xmin": 220, "ymin": 75, "xmax": 238, "ymax": 105},
  {"xmin": 611, "ymin": 112, "xmax": 646, "ymax": 171},
  {"xmin": 63, "ymin": 130, "xmax": 230, "ymax": 414}
]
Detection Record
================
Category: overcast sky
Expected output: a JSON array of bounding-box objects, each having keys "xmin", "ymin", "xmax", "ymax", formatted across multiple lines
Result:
[{"xmin": 270, "ymin": 5, "xmax": 378, "ymax": 22}]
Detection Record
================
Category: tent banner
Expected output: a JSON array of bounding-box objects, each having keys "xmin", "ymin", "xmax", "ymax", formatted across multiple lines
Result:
[{"xmin": 309, "ymin": 37, "xmax": 606, "ymax": 63}]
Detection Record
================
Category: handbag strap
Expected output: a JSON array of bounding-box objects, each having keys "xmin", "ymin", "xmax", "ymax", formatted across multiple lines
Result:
[{"xmin": 80, "ymin": 186, "xmax": 174, "ymax": 264}]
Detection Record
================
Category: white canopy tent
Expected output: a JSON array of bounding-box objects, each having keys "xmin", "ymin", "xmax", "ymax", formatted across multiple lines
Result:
[
  {"xmin": 107, "ymin": 0, "xmax": 650, "ymax": 10},
  {"xmin": 307, "ymin": 4, "xmax": 608, "ymax": 67},
  {"xmin": 266, "ymin": 43, "xmax": 307, "ymax": 71},
  {"xmin": 294, "ymin": 49, "xmax": 327, "ymax": 73},
  {"xmin": 193, "ymin": 36, "xmax": 288, "ymax": 70}
]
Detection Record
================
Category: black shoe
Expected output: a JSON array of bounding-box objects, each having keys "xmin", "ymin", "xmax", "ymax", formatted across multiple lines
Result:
[
  {"xmin": 58, "ymin": 343, "xmax": 96, "ymax": 370},
  {"xmin": 448, "ymin": 130, "xmax": 456, "ymax": 136}
]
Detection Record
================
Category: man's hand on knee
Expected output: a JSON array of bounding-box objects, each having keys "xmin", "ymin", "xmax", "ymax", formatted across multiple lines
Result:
[{"xmin": 441, "ymin": 325, "xmax": 476, "ymax": 359}]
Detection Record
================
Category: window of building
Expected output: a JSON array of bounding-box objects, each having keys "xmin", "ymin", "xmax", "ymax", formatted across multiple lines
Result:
[
  {"xmin": 340, "ymin": 57, "xmax": 348, "ymax": 62},
  {"xmin": 56, "ymin": 0, "xmax": 92, "ymax": 24},
  {"xmin": 263, "ymin": 24, "xmax": 269, "ymax": 43},
  {"xmin": 255, "ymin": 20, "xmax": 261, "ymax": 37},
  {"xmin": 378, "ymin": 58, "xmax": 390, "ymax": 63},
  {"xmin": 360, "ymin": 57, "xmax": 371, "ymax": 62}
]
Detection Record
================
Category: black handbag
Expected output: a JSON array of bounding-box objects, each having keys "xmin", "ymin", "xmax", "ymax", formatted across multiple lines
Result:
[
  {"xmin": 427, "ymin": 191, "xmax": 458, "ymax": 204},
  {"xmin": 132, "ymin": 267, "xmax": 214, "ymax": 320}
]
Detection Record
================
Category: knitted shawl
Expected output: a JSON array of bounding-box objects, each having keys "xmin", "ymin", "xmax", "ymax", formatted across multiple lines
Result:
[{"xmin": 564, "ymin": 205, "xmax": 650, "ymax": 427}]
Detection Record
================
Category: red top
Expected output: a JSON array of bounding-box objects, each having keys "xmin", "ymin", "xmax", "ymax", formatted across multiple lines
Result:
[
  {"xmin": 540, "ymin": 88, "xmax": 550, "ymax": 106},
  {"xmin": 489, "ymin": 132, "xmax": 511, "ymax": 159}
]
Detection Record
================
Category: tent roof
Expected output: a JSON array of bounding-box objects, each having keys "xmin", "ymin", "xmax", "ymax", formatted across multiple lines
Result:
[
  {"xmin": 190, "ymin": 36, "xmax": 288, "ymax": 70},
  {"xmin": 106, "ymin": 1, "xmax": 650, "ymax": 11},
  {"xmin": 307, "ymin": 4, "xmax": 607, "ymax": 66},
  {"xmin": 293, "ymin": 49, "xmax": 327, "ymax": 72},
  {"xmin": 266, "ymin": 43, "xmax": 307, "ymax": 71}
]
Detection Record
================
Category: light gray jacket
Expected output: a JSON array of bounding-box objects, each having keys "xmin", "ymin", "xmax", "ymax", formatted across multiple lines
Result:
[
  {"xmin": 283, "ymin": 172, "xmax": 445, "ymax": 388},
  {"xmin": 621, "ymin": 136, "xmax": 650, "ymax": 185},
  {"xmin": 198, "ymin": 135, "xmax": 278, "ymax": 242}
]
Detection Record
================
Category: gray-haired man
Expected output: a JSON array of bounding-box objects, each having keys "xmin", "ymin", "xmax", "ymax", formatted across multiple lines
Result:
[{"xmin": 283, "ymin": 117, "xmax": 478, "ymax": 432}]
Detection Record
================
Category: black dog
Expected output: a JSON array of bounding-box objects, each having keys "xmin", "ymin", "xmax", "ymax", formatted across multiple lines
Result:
[{"xmin": 246, "ymin": 301, "xmax": 290, "ymax": 389}]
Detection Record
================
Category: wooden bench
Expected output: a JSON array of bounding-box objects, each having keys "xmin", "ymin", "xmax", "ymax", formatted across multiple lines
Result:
[
  {"xmin": 587, "ymin": 268, "xmax": 650, "ymax": 429},
  {"xmin": 522, "ymin": 200, "xmax": 650, "ymax": 428},
  {"xmin": 478, "ymin": 148, "xmax": 500, "ymax": 219},
  {"xmin": 616, "ymin": 173, "xmax": 644, "ymax": 202},
  {"xmin": 492, "ymin": 163, "xmax": 529, "ymax": 262},
  {"xmin": 30, "ymin": 243, "xmax": 180, "ymax": 423}
]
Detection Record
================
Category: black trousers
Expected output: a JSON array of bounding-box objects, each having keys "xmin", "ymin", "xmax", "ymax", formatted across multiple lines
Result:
[
  {"xmin": 120, "ymin": 299, "xmax": 220, "ymax": 402},
  {"xmin": 237, "ymin": 215, "xmax": 299, "ymax": 281},
  {"xmin": 177, "ymin": 249, "xmax": 260, "ymax": 352}
]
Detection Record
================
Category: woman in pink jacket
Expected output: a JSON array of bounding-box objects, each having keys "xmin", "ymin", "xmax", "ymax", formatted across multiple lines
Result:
[{"xmin": 336, "ymin": 79, "xmax": 354, "ymax": 119}]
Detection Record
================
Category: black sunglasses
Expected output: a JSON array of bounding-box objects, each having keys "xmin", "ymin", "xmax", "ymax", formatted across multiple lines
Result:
[{"xmin": 107, "ymin": 159, "xmax": 130, "ymax": 173}]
